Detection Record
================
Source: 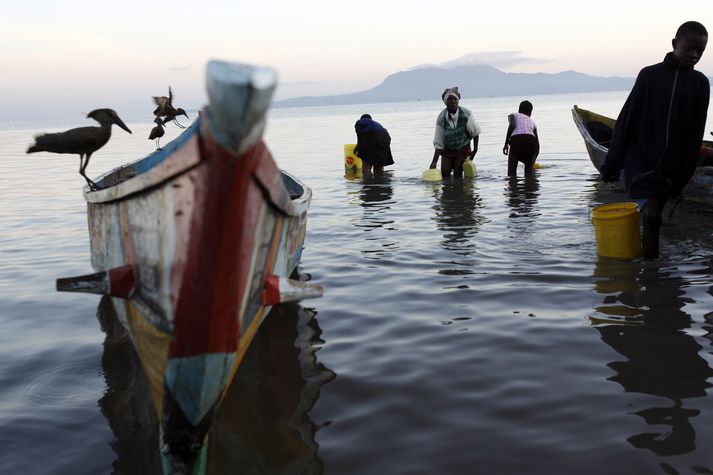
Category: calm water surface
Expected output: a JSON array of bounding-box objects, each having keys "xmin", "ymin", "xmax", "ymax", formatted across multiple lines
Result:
[{"xmin": 2, "ymin": 91, "xmax": 713, "ymax": 474}]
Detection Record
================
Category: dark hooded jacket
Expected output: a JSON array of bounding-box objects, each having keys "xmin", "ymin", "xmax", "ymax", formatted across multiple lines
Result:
[{"xmin": 600, "ymin": 52, "xmax": 710, "ymax": 198}]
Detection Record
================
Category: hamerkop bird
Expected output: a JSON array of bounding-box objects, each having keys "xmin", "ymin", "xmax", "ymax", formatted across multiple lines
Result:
[
  {"xmin": 148, "ymin": 117, "xmax": 165, "ymax": 150},
  {"xmin": 26, "ymin": 108, "xmax": 132, "ymax": 190},
  {"xmin": 153, "ymin": 86, "xmax": 189, "ymax": 128}
]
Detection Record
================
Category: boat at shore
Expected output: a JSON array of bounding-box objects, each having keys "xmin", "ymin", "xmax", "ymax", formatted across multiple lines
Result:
[
  {"xmin": 571, "ymin": 105, "xmax": 713, "ymax": 205},
  {"xmin": 56, "ymin": 60, "xmax": 322, "ymax": 472}
]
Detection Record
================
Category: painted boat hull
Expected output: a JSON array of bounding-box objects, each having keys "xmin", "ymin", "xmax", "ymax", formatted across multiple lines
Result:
[
  {"xmin": 97, "ymin": 298, "xmax": 335, "ymax": 473},
  {"xmin": 57, "ymin": 61, "xmax": 322, "ymax": 470}
]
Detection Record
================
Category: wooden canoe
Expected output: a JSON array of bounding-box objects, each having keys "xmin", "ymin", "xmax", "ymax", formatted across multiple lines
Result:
[
  {"xmin": 56, "ymin": 60, "xmax": 322, "ymax": 471},
  {"xmin": 571, "ymin": 105, "xmax": 713, "ymax": 202},
  {"xmin": 571, "ymin": 104, "xmax": 713, "ymax": 173}
]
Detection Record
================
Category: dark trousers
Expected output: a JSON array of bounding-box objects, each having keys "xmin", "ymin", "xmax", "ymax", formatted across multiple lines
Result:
[
  {"xmin": 640, "ymin": 197, "xmax": 668, "ymax": 259},
  {"xmin": 508, "ymin": 134, "xmax": 538, "ymax": 176}
]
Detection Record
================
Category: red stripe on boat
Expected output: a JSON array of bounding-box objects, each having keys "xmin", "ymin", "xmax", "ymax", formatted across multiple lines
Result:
[
  {"xmin": 169, "ymin": 129, "xmax": 278, "ymax": 358},
  {"xmin": 263, "ymin": 274, "xmax": 281, "ymax": 305},
  {"xmin": 108, "ymin": 265, "xmax": 135, "ymax": 298}
]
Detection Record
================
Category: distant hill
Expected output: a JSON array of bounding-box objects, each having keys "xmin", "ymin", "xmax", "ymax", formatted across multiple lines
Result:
[{"xmin": 273, "ymin": 64, "xmax": 635, "ymax": 108}]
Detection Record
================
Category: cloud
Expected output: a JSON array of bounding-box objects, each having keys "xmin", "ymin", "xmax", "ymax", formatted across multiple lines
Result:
[{"xmin": 411, "ymin": 51, "xmax": 550, "ymax": 70}]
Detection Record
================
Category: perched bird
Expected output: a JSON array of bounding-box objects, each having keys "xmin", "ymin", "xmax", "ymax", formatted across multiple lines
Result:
[
  {"xmin": 153, "ymin": 86, "xmax": 189, "ymax": 128},
  {"xmin": 26, "ymin": 108, "xmax": 132, "ymax": 190},
  {"xmin": 148, "ymin": 117, "xmax": 165, "ymax": 150}
]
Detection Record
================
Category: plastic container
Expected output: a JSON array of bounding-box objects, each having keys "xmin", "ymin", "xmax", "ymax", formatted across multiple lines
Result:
[
  {"xmin": 344, "ymin": 144, "xmax": 362, "ymax": 177},
  {"xmin": 422, "ymin": 168, "xmax": 443, "ymax": 182},
  {"xmin": 591, "ymin": 202, "xmax": 640, "ymax": 259},
  {"xmin": 463, "ymin": 158, "xmax": 477, "ymax": 177}
]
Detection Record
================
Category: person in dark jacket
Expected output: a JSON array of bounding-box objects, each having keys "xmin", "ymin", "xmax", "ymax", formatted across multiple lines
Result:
[
  {"xmin": 354, "ymin": 114, "xmax": 394, "ymax": 176},
  {"xmin": 600, "ymin": 21, "xmax": 709, "ymax": 259}
]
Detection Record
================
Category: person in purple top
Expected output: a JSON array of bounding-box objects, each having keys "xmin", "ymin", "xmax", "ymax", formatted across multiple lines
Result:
[
  {"xmin": 354, "ymin": 114, "xmax": 394, "ymax": 176},
  {"xmin": 503, "ymin": 100, "xmax": 539, "ymax": 177}
]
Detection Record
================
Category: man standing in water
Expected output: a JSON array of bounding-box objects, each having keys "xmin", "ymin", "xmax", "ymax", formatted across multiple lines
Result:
[{"xmin": 600, "ymin": 21, "xmax": 709, "ymax": 259}]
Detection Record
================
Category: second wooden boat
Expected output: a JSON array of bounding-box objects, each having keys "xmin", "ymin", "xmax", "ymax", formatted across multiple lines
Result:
[
  {"xmin": 572, "ymin": 105, "xmax": 713, "ymax": 172},
  {"xmin": 571, "ymin": 105, "xmax": 713, "ymax": 200}
]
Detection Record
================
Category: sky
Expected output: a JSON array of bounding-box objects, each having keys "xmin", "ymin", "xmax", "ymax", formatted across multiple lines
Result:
[{"xmin": 2, "ymin": 0, "xmax": 712, "ymax": 122}]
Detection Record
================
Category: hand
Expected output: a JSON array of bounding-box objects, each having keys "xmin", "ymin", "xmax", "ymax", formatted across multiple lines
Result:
[
  {"xmin": 469, "ymin": 151, "xmax": 476, "ymax": 160},
  {"xmin": 429, "ymin": 163, "xmax": 437, "ymax": 170},
  {"xmin": 502, "ymin": 144, "xmax": 509, "ymax": 155}
]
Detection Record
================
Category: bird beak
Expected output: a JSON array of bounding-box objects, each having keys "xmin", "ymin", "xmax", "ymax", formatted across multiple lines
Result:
[{"xmin": 114, "ymin": 116, "xmax": 132, "ymax": 134}]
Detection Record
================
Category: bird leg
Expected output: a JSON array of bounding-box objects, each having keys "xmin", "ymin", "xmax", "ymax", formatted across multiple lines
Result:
[
  {"xmin": 84, "ymin": 176, "xmax": 99, "ymax": 191},
  {"xmin": 79, "ymin": 154, "xmax": 99, "ymax": 191},
  {"xmin": 172, "ymin": 118, "xmax": 186, "ymax": 129},
  {"xmin": 80, "ymin": 170, "xmax": 98, "ymax": 191},
  {"xmin": 155, "ymin": 138, "xmax": 162, "ymax": 150}
]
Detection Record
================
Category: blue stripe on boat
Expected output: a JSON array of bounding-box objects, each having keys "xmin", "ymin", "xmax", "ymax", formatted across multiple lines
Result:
[{"xmin": 165, "ymin": 351, "xmax": 236, "ymax": 426}]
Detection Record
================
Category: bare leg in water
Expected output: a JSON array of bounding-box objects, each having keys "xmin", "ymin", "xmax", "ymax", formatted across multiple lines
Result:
[
  {"xmin": 442, "ymin": 156, "xmax": 465, "ymax": 178},
  {"xmin": 640, "ymin": 197, "xmax": 668, "ymax": 259},
  {"xmin": 441, "ymin": 156, "xmax": 455, "ymax": 178}
]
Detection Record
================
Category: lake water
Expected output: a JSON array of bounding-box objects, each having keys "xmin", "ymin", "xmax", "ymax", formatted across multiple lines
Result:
[{"xmin": 2, "ymin": 91, "xmax": 713, "ymax": 474}]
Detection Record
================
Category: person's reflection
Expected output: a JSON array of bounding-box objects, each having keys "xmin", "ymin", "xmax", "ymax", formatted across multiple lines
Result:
[
  {"xmin": 354, "ymin": 173, "xmax": 398, "ymax": 260},
  {"xmin": 504, "ymin": 175, "xmax": 540, "ymax": 243},
  {"xmin": 505, "ymin": 175, "xmax": 540, "ymax": 217},
  {"xmin": 359, "ymin": 173, "xmax": 394, "ymax": 212},
  {"xmin": 97, "ymin": 297, "xmax": 335, "ymax": 474},
  {"xmin": 592, "ymin": 260, "xmax": 713, "ymax": 457},
  {"xmin": 431, "ymin": 178, "xmax": 483, "ymax": 256}
]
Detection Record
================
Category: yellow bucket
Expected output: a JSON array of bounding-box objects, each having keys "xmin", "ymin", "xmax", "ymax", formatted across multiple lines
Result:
[
  {"xmin": 463, "ymin": 158, "xmax": 477, "ymax": 177},
  {"xmin": 422, "ymin": 168, "xmax": 442, "ymax": 182},
  {"xmin": 344, "ymin": 144, "xmax": 362, "ymax": 177},
  {"xmin": 591, "ymin": 202, "xmax": 640, "ymax": 259}
]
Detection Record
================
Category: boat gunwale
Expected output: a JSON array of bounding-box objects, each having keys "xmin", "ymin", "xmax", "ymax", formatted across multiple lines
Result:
[
  {"xmin": 571, "ymin": 105, "xmax": 609, "ymax": 157},
  {"xmin": 84, "ymin": 118, "xmax": 203, "ymax": 205}
]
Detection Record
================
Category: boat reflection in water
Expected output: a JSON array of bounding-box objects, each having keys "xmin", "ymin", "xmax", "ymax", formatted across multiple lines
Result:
[
  {"xmin": 591, "ymin": 259, "xmax": 713, "ymax": 457},
  {"xmin": 98, "ymin": 296, "xmax": 334, "ymax": 474}
]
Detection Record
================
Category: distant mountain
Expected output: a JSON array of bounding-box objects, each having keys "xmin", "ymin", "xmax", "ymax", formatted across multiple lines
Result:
[{"xmin": 272, "ymin": 64, "xmax": 634, "ymax": 108}]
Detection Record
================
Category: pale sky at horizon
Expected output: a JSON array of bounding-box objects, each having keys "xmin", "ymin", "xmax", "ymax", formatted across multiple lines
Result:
[{"xmin": 2, "ymin": 0, "xmax": 712, "ymax": 121}]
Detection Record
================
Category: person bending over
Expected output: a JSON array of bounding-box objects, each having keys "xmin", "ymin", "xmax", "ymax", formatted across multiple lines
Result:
[
  {"xmin": 354, "ymin": 114, "xmax": 394, "ymax": 176},
  {"xmin": 503, "ymin": 100, "xmax": 540, "ymax": 176}
]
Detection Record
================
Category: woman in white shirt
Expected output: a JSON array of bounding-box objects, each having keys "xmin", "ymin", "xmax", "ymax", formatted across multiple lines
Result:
[{"xmin": 429, "ymin": 87, "xmax": 481, "ymax": 178}]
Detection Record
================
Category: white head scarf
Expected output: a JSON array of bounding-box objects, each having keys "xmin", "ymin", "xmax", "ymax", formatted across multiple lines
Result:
[{"xmin": 441, "ymin": 87, "xmax": 461, "ymax": 104}]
